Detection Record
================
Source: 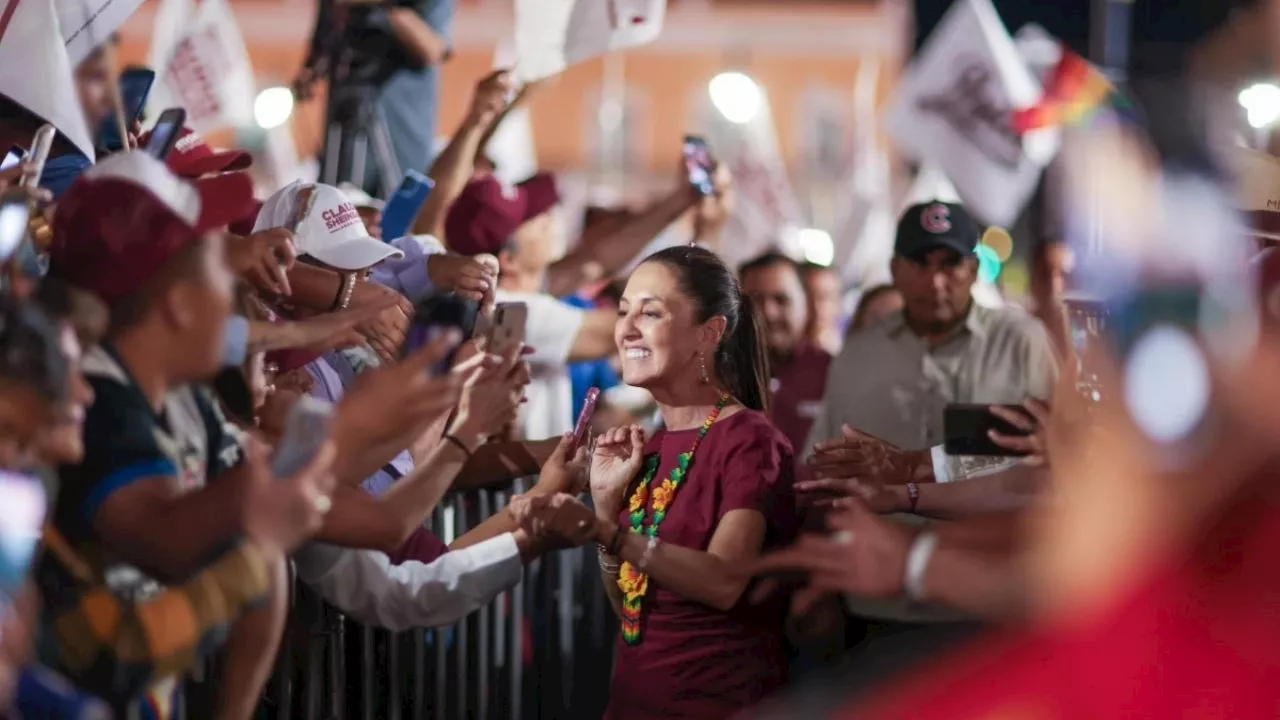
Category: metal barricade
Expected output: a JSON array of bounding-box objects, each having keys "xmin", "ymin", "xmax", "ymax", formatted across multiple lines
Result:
[{"xmin": 257, "ymin": 485, "xmax": 617, "ymax": 720}]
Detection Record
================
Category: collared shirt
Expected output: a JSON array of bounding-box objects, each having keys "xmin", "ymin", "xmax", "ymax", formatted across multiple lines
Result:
[
  {"xmin": 370, "ymin": 234, "xmax": 447, "ymax": 304},
  {"xmin": 806, "ymin": 304, "xmax": 1058, "ymax": 454},
  {"xmin": 769, "ymin": 341, "xmax": 832, "ymax": 457},
  {"xmin": 805, "ymin": 304, "xmax": 1057, "ymax": 623},
  {"xmin": 293, "ymin": 533, "xmax": 522, "ymax": 632}
]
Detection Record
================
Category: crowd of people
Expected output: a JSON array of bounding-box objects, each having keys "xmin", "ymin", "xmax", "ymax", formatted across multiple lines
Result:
[{"xmin": 1, "ymin": 7, "xmax": 1280, "ymax": 720}]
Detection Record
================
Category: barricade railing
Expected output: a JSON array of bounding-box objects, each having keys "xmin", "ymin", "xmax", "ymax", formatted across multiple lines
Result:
[{"xmin": 242, "ymin": 483, "xmax": 617, "ymax": 720}]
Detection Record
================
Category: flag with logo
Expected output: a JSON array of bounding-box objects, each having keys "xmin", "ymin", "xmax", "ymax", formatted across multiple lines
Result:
[
  {"xmin": 514, "ymin": 0, "xmax": 665, "ymax": 82},
  {"xmin": 833, "ymin": 56, "xmax": 895, "ymax": 286},
  {"xmin": 149, "ymin": 0, "xmax": 255, "ymax": 133},
  {"xmin": 56, "ymin": 0, "xmax": 147, "ymax": 66},
  {"xmin": 0, "ymin": 0, "xmax": 95, "ymax": 159},
  {"xmin": 885, "ymin": 0, "xmax": 1058, "ymax": 227}
]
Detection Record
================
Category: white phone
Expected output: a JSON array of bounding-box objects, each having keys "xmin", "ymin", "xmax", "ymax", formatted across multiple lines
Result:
[
  {"xmin": 271, "ymin": 395, "xmax": 334, "ymax": 479},
  {"xmin": 23, "ymin": 124, "xmax": 56, "ymax": 188},
  {"xmin": 486, "ymin": 302, "xmax": 527, "ymax": 355}
]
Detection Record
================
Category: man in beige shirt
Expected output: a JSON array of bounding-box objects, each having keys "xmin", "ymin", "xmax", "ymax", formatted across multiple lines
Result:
[{"xmin": 802, "ymin": 199, "xmax": 1058, "ymax": 689}]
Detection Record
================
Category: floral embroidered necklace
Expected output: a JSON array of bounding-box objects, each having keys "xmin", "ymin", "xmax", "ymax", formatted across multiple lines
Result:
[{"xmin": 617, "ymin": 392, "xmax": 732, "ymax": 645}]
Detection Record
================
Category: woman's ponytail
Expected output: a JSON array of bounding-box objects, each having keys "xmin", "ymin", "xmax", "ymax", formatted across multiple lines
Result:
[{"xmin": 716, "ymin": 291, "xmax": 771, "ymax": 412}]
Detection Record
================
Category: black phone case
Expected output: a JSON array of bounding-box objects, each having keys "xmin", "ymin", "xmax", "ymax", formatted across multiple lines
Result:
[{"xmin": 943, "ymin": 404, "xmax": 1033, "ymax": 457}]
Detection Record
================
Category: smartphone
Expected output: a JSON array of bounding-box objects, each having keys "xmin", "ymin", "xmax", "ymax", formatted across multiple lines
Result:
[
  {"xmin": 23, "ymin": 125, "xmax": 56, "ymax": 188},
  {"xmin": 145, "ymin": 108, "xmax": 187, "ymax": 161},
  {"xmin": 271, "ymin": 395, "xmax": 334, "ymax": 479},
  {"xmin": 943, "ymin": 404, "xmax": 1034, "ymax": 457},
  {"xmin": 1, "ymin": 146, "xmax": 23, "ymax": 172},
  {"xmin": 99, "ymin": 68, "xmax": 156, "ymax": 152},
  {"xmin": 0, "ymin": 194, "xmax": 31, "ymax": 264},
  {"xmin": 683, "ymin": 134, "xmax": 716, "ymax": 196},
  {"xmin": 403, "ymin": 294, "xmax": 478, "ymax": 374},
  {"xmin": 487, "ymin": 302, "xmax": 528, "ymax": 355},
  {"xmin": 0, "ymin": 471, "xmax": 47, "ymax": 604},
  {"xmin": 570, "ymin": 387, "xmax": 601, "ymax": 454},
  {"xmin": 379, "ymin": 170, "xmax": 435, "ymax": 241}
]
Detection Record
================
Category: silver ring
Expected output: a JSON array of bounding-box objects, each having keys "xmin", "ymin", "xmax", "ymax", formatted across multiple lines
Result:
[
  {"xmin": 313, "ymin": 495, "xmax": 332, "ymax": 515},
  {"xmin": 832, "ymin": 530, "xmax": 854, "ymax": 545}
]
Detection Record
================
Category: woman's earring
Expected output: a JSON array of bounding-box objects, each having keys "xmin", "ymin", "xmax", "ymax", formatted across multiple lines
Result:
[{"xmin": 699, "ymin": 352, "xmax": 710, "ymax": 384}]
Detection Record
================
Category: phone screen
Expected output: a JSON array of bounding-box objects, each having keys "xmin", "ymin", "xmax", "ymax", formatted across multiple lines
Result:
[
  {"xmin": 146, "ymin": 109, "xmax": 186, "ymax": 160},
  {"xmin": 683, "ymin": 136, "xmax": 715, "ymax": 196},
  {"xmin": 943, "ymin": 404, "xmax": 1034, "ymax": 457},
  {"xmin": 99, "ymin": 69, "xmax": 156, "ymax": 151},
  {"xmin": 271, "ymin": 396, "xmax": 334, "ymax": 479},
  {"xmin": 0, "ymin": 147, "xmax": 23, "ymax": 172},
  {"xmin": 0, "ymin": 471, "xmax": 47, "ymax": 603},
  {"xmin": 0, "ymin": 198, "xmax": 31, "ymax": 264}
]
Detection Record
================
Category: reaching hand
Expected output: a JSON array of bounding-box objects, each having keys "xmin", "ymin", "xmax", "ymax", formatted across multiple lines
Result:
[
  {"xmin": 746, "ymin": 500, "xmax": 914, "ymax": 620},
  {"xmin": 242, "ymin": 435, "xmax": 337, "ymax": 556},
  {"xmin": 512, "ymin": 493, "xmax": 598, "ymax": 550},
  {"xmin": 534, "ymin": 432, "xmax": 591, "ymax": 496},
  {"xmin": 808, "ymin": 425, "xmax": 930, "ymax": 485},
  {"xmin": 334, "ymin": 331, "xmax": 465, "ymax": 450},
  {"xmin": 448, "ymin": 342, "xmax": 530, "ymax": 444},
  {"xmin": 226, "ymin": 229, "xmax": 298, "ymax": 296},
  {"xmin": 427, "ymin": 253, "xmax": 498, "ymax": 304},
  {"xmin": 468, "ymin": 70, "xmax": 515, "ymax": 127},
  {"xmin": 794, "ymin": 476, "xmax": 907, "ymax": 514},
  {"xmin": 988, "ymin": 400, "xmax": 1051, "ymax": 466},
  {"xmin": 589, "ymin": 424, "xmax": 646, "ymax": 512},
  {"xmin": 348, "ymin": 281, "xmax": 414, "ymax": 362},
  {"xmin": 286, "ymin": 300, "xmax": 399, "ymax": 355}
]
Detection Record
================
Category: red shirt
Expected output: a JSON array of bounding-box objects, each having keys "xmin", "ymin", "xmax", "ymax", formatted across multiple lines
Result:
[
  {"xmin": 847, "ymin": 490, "xmax": 1280, "ymax": 720},
  {"xmin": 606, "ymin": 410, "xmax": 798, "ymax": 720},
  {"xmin": 769, "ymin": 342, "xmax": 832, "ymax": 456}
]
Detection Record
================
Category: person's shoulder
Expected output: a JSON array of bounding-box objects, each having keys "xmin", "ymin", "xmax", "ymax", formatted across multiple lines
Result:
[
  {"xmin": 717, "ymin": 409, "xmax": 792, "ymax": 452},
  {"xmin": 799, "ymin": 341, "xmax": 834, "ymax": 370}
]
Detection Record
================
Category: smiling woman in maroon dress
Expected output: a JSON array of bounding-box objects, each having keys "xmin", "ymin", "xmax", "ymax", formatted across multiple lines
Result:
[{"xmin": 585, "ymin": 246, "xmax": 798, "ymax": 720}]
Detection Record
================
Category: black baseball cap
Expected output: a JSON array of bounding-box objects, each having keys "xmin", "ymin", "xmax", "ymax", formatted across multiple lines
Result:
[{"xmin": 894, "ymin": 201, "xmax": 980, "ymax": 259}]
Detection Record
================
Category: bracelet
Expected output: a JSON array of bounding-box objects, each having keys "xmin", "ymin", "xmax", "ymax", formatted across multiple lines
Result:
[
  {"xmin": 903, "ymin": 531, "xmax": 939, "ymax": 603},
  {"xmin": 443, "ymin": 433, "xmax": 473, "ymax": 459},
  {"xmin": 596, "ymin": 545, "xmax": 619, "ymax": 574},
  {"xmin": 907, "ymin": 482, "xmax": 920, "ymax": 513},
  {"xmin": 330, "ymin": 272, "xmax": 356, "ymax": 312},
  {"xmin": 636, "ymin": 534, "xmax": 660, "ymax": 573}
]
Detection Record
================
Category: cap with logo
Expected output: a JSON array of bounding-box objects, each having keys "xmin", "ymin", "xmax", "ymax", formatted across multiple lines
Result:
[
  {"xmin": 1228, "ymin": 146, "xmax": 1280, "ymax": 241},
  {"xmin": 254, "ymin": 181, "xmax": 403, "ymax": 271},
  {"xmin": 444, "ymin": 172, "xmax": 559, "ymax": 256},
  {"xmin": 138, "ymin": 126, "xmax": 253, "ymax": 180},
  {"xmin": 894, "ymin": 201, "xmax": 980, "ymax": 259},
  {"xmin": 49, "ymin": 151, "xmax": 255, "ymax": 306}
]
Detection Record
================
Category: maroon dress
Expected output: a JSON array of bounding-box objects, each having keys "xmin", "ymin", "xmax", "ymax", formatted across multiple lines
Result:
[{"xmin": 605, "ymin": 410, "xmax": 798, "ymax": 720}]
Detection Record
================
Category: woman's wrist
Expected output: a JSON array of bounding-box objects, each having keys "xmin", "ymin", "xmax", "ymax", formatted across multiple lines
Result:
[
  {"xmin": 592, "ymin": 518, "xmax": 619, "ymax": 547},
  {"xmin": 445, "ymin": 417, "xmax": 484, "ymax": 451}
]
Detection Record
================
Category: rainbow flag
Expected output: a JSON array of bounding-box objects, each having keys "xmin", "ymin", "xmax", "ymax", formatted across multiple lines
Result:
[{"xmin": 1012, "ymin": 49, "xmax": 1120, "ymax": 133}]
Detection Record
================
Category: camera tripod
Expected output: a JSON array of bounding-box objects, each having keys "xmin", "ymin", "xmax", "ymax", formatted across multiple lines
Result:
[{"xmin": 318, "ymin": 77, "xmax": 403, "ymax": 199}]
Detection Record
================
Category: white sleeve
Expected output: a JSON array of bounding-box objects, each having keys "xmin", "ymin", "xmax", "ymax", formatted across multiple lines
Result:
[
  {"xmin": 495, "ymin": 291, "xmax": 585, "ymax": 365},
  {"xmin": 931, "ymin": 445, "xmax": 953, "ymax": 483},
  {"xmin": 933, "ymin": 450, "xmax": 1024, "ymax": 485},
  {"xmin": 294, "ymin": 534, "xmax": 523, "ymax": 631}
]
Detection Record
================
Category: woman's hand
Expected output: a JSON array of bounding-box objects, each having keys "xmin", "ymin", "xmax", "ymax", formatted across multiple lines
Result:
[
  {"xmin": 349, "ymin": 281, "xmax": 414, "ymax": 362},
  {"xmin": 589, "ymin": 424, "xmax": 646, "ymax": 516},
  {"xmin": 533, "ymin": 432, "xmax": 590, "ymax": 496},
  {"xmin": 512, "ymin": 493, "xmax": 599, "ymax": 550},
  {"xmin": 447, "ymin": 343, "xmax": 530, "ymax": 445}
]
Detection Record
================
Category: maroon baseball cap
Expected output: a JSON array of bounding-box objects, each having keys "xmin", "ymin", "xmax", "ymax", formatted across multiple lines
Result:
[
  {"xmin": 49, "ymin": 151, "xmax": 256, "ymax": 307},
  {"xmin": 444, "ymin": 172, "xmax": 559, "ymax": 256},
  {"xmin": 139, "ymin": 126, "xmax": 253, "ymax": 179}
]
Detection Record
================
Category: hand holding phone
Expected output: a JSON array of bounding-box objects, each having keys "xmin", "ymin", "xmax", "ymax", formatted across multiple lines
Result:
[
  {"xmin": 145, "ymin": 108, "xmax": 188, "ymax": 160},
  {"xmin": 943, "ymin": 403, "xmax": 1036, "ymax": 457},
  {"xmin": 403, "ymin": 294, "xmax": 477, "ymax": 374},
  {"xmin": 570, "ymin": 387, "xmax": 601, "ymax": 455},
  {"xmin": 99, "ymin": 68, "xmax": 156, "ymax": 152},
  {"xmin": 271, "ymin": 396, "xmax": 334, "ymax": 479},
  {"xmin": 486, "ymin": 302, "xmax": 528, "ymax": 356},
  {"xmin": 683, "ymin": 134, "xmax": 717, "ymax": 196},
  {"xmin": 379, "ymin": 170, "xmax": 435, "ymax": 240},
  {"xmin": 23, "ymin": 125, "xmax": 56, "ymax": 189}
]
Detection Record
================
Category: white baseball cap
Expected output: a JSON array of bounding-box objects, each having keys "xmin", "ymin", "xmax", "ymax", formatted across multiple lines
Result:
[{"xmin": 253, "ymin": 181, "xmax": 403, "ymax": 270}]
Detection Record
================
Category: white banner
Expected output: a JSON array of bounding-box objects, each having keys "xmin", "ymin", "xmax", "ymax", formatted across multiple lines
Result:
[
  {"xmin": 152, "ymin": 0, "xmax": 255, "ymax": 133},
  {"xmin": 885, "ymin": 0, "xmax": 1058, "ymax": 227},
  {"xmin": 145, "ymin": 0, "xmax": 195, "ymax": 117},
  {"xmin": 57, "ymin": 0, "xmax": 147, "ymax": 66},
  {"xmin": 514, "ymin": 0, "xmax": 665, "ymax": 82},
  {"xmin": 1, "ymin": 0, "xmax": 95, "ymax": 159}
]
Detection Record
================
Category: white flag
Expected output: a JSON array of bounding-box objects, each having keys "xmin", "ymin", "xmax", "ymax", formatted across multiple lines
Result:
[
  {"xmin": 514, "ymin": 0, "xmax": 665, "ymax": 82},
  {"xmin": 152, "ymin": 0, "xmax": 255, "ymax": 133},
  {"xmin": 57, "ymin": 0, "xmax": 147, "ymax": 66},
  {"xmin": 0, "ymin": 0, "xmax": 95, "ymax": 159},
  {"xmin": 145, "ymin": 0, "xmax": 196, "ymax": 118},
  {"xmin": 885, "ymin": 0, "xmax": 1058, "ymax": 227}
]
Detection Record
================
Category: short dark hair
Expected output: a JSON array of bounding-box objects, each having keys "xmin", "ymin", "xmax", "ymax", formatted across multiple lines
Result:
[
  {"xmin": 0, "ymin": 296, "xmax": 67, "ymax": 404},
  {"xmin": 737, "ymin": 252, "xmax": 802, "ymax": 282},
  {"xmin": 34, "ymin": 278, "xmax": 108, "ymax": 348}
]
